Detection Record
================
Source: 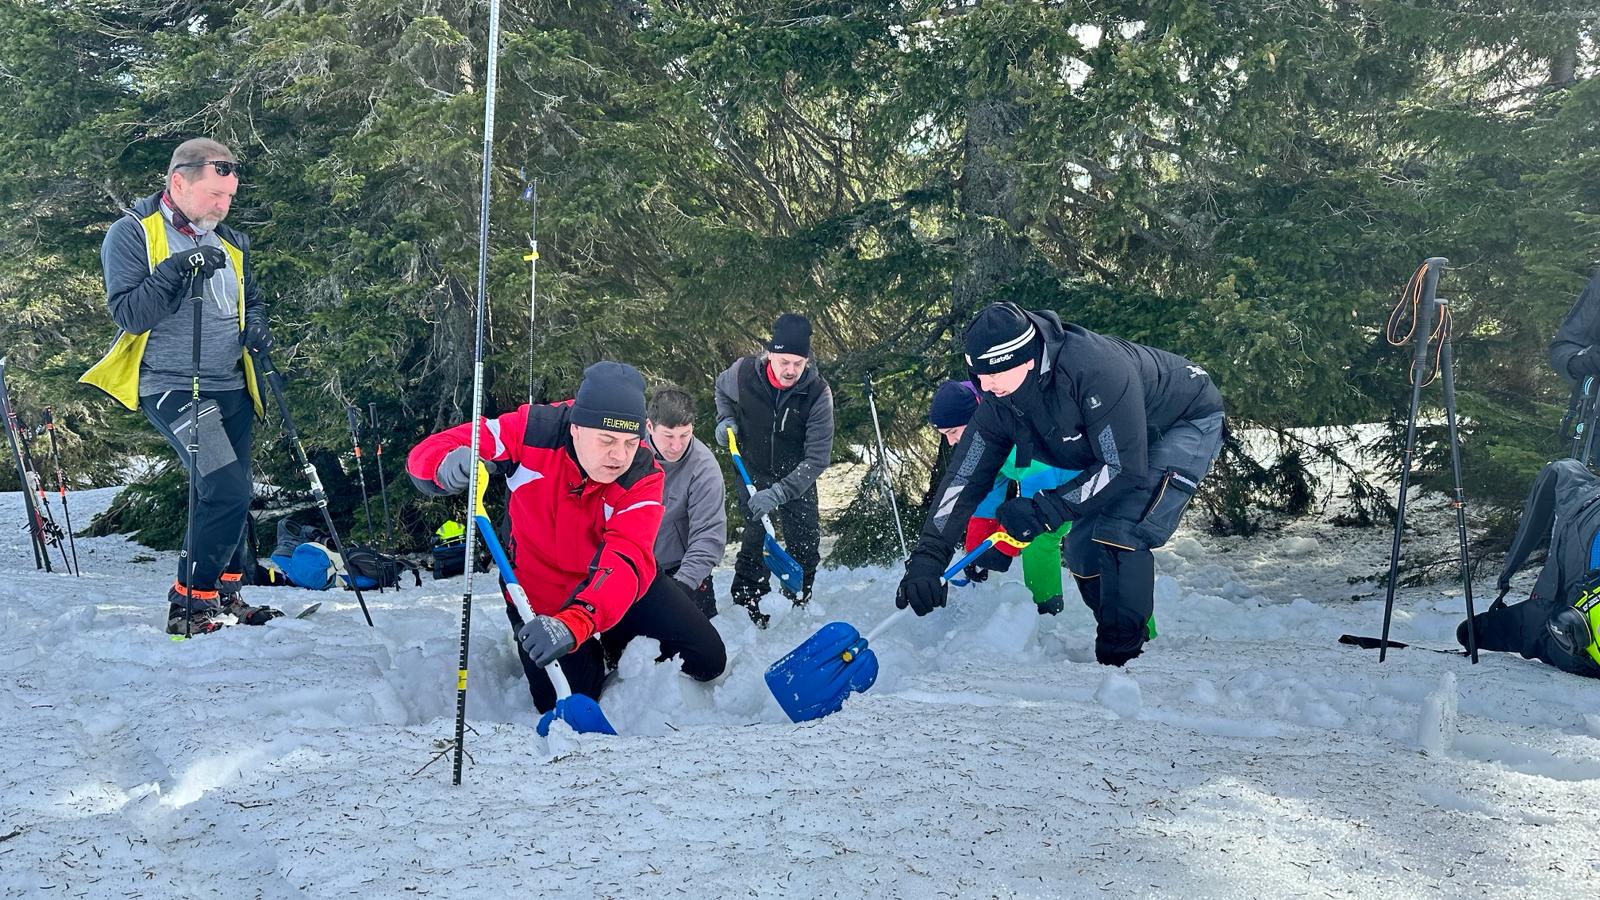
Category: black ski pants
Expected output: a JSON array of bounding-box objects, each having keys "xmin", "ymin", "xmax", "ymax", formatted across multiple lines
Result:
[
  {"xmin": 665, "ymin": 565, "xmax": 718, "ymax": 620},
  {"xmin": 509, "ymin": 573, "xmax": 728, "ymax": 714},
  {"xmin": 1466, "ymin": 596, "xmax": 1600, "ymax": 679},
  {"xmin": 1063, "ymin": 412, "xmax": 1224, "ymax": 666},
  {"xmin": 731, "ymin": 478, "xmax": 820, "ymax": 601},
  {"xmin": 141, "ymin": 388, "xmax": 253, "ymax": 594}
]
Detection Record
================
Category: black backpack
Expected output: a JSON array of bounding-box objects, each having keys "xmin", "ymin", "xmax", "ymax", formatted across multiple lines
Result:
[{"xmin": 342, "ymin": 543, "xmax": 422, "ymax": 591}]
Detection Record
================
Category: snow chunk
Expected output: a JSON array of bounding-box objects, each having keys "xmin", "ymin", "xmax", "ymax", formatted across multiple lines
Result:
[
  {"xmin": 1094, "ymin": 670, "xmax": 1143, "ymax": 718},
  {"xmin": 1416, "ymin": 672, "xmax": 1458, "ymax": 755}
]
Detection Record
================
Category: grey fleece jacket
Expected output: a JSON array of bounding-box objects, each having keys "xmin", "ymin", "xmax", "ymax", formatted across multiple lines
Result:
[
  {"xmin": 651, "ymin": 435, "xmax": 728, "ymax": 590},
  {"xmin": 713, "ymin": 355, "xmax": 834, "ymax": 503},
  {"xmin": 99, "ymin": 191, "xmax": 264, "ymax": 395}
]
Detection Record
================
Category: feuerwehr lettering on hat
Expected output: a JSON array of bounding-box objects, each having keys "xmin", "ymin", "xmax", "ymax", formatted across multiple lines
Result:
[{"xmin": 570, "ymin": 360, "xmax": 648, "ymax": 435}]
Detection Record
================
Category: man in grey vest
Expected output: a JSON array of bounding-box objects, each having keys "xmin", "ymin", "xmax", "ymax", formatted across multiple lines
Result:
[
  {"xmin": 83, "ymin": 138, "xmax": 279, "ymax": 635},
  {"xmin": 714, "ymin": 314, "xmax": 834, "ymax": 626},
  {"xmin": 645, "ymin": 385, "xmax": 727, "ymax": 619}
]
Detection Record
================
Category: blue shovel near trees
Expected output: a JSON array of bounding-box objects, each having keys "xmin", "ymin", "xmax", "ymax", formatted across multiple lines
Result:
[
  {"xmin": 764, "ymin": 531, "xmax": 1028, "ymax": 722},
  {"xmin": 473, "ymin": 464, "xmax": 616, "ymax": 736},
  {"xmin": 726, "ymin": 428, "xmax": 807, "ymax": 595}
]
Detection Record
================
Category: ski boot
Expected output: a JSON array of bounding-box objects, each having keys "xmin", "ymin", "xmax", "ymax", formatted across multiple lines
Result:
[
  {"xmin": 216, "ymin": 572, "xmax": 284, "ymax": 625},
  {"xmin": 167, "ymin": 583, "xmax": 227, "ymax": 637}
]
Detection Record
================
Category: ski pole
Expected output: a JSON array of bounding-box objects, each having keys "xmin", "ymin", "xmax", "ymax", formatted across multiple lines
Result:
[
  {"xmin": 345, "ymin": 406, "xmax": 375, "ymax": 537},
  {"xmin": 250, "ymin": 348, "xmax": 374, "ymax": 627},
  {"xmin": 0, "ymin": 358, "xmax": 49, "ymax": 570},
  {"xmin": 370, "ymin": 403, "xmax": 394, "ymax": 547},
  {"xmin": 1379, "ymin": 258, "xmax": 1445, "ymax": 663},
  {"xmin": 40, "ymin": 407, "xmax": 80, "ymax": 576},
  {"xmin": 183, "ymin": 266, "xmax": 204, "ymax": 634},
  {"xmin": 520, "ymin": 173, "xmax": 539, "ymax": 408},
  {"xmin": 451, "ymin": 0, "xmax": 504, "ymax": 786},
  {"xmin": 864, "ymin": 373, "xmax": 908, "ymax": 560},
  {"xmin": 18, "ymin": 415, "xmax": 70, "ymax": 574},
  {"xmin": 1434, "ymin": 295, "xmax": 1478, "ymax": 664}
]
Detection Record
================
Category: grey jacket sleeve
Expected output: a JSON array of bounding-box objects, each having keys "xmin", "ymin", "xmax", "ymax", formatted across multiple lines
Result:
[
  {"xmin": 714, "ymin": 361, "xmax": 742, "ymax": 424},
  {"xmin": 674, "ymin": 444, "xmax": 728, "ymax": 589},
  {"xmin": 774, "ymin": 383, "xmax": 833, "ymax": 501},
  {"xmin": 101, "ymin": 215, "xmax": 184, "ymax": 335}
]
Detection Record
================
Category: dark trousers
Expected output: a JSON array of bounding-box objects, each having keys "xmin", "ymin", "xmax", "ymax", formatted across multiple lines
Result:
[
  {"xmin": 732, "ymin": 481, "xmax": 820, "ymax": 600},
  {"xmin": 141, "ymin": 388, "xmax": 254, "ymax": 593},
  {"xmin": 510, "ymin": 574, "xmax": 728, "ymax": 714},
  {"xmin": 1468, "ymin": 597, "xmax": 1600, "ymax": 679},
  {"xmin": 1063, "ymin": 412, "xmax": 1224, "ymax": 665},
  {"xmin": 665, "ymin": 566, "xmax": 718, "ymax": 619}
]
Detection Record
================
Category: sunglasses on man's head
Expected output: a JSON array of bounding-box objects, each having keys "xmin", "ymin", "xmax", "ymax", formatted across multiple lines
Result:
[{"xmin": 174, "ymin": 159, "xmax": 242, "ymax": 178}]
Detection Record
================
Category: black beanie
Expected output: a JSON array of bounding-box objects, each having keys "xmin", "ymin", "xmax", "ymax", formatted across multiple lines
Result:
[
  {"xmin": 570, "ymin": 361, "xmax": 647, "ymax": 435},
  {"xmin": 766, "ymin": 313, "xmax": 813, "ymax": 358},
  {"xmin": 963, "ymin": 303, "xmax": 1040, "ymax": 375},
  {"xmin": 928, "ymin": 380, "xmax": 980, "ymax": 428}
]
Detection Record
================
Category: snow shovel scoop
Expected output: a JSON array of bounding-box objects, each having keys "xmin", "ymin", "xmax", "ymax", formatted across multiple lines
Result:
[
  {"xmin": 472, "ymin": 464, "xmax": 616, "ymax": 737},
  {"xmin": 726, "ymin": 428, "xmax": 806, "ymax": 594},
  {"xmin": 764, "ymin": 531, "xmax": 1027, "ymax": 723}
]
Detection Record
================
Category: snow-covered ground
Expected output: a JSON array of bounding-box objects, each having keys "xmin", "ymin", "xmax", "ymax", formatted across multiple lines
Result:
[{"xmin": 3, "ymin": 484, "xmax": 1599, "ymax": 899}]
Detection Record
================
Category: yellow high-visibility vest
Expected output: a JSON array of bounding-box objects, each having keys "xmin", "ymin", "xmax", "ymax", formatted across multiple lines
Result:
[{"xmin": 80, "ymin": 208, "xmax": 264, "ymax": 417}]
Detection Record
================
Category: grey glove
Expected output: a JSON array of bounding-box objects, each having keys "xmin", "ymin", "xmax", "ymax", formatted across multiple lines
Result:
[
  {"xmin": 746, "ymin": 487, "xmax": 784, "ymax": 521},
  {"xmin": 715, "ymin": 417, "xmax": 738, "ymax": 449},
  {"xmin": 432, "ymin": 446, "xmax": 477, "ymax": 494},
  {"xmin": 516, "ymin": 615, "xmax": 576, "ymax": 668}
]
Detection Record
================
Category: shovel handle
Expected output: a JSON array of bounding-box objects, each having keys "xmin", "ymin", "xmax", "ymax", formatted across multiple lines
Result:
[
  {"xmin": 865, "ymin": 535, "xmax": 1024, "ymax": 643},
  {"xmin": 473, "ymin": 501, "xmax": 576, "ymax": 704}
]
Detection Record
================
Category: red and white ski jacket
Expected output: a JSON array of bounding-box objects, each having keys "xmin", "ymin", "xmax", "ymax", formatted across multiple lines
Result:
[{"xmin": 407, "ymin": 401, "xmax": 664, "ymax": 645}]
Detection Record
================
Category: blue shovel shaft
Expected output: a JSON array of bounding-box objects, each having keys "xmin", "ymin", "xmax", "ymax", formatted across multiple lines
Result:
[{"xmin": 865, "ymin": 537, "xmax": 999, "ymax": 642}]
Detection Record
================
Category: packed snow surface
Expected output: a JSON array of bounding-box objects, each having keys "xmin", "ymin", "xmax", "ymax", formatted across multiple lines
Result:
[{"xmin": 2, "ymin": 486, "xmax": 1599, "ymax": 898}]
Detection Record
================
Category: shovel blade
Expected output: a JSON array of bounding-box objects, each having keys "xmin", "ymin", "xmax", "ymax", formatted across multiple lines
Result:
[
  {"xmin": 764, "ymin": 620, "xmax": 882, "ymax": 722},
  {"xmin": 537, "ymin": 694, "xmax": 618, "ymax": 736},
  {"xmin": 763, "ymin": 535, "xmax": 806, "ymax": 595}
]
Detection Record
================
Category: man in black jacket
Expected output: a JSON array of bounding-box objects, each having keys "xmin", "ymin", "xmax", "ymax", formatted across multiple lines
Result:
[
  {"xmin": 1548, "ymin": 269, "xmax": 1600, "ymax": 385},
  {"xmin": 81, "ymin": 138, "xmax": 279, "ymax": 635},
  {"xmin": 896, "ymin": 303, "xmax": 1225, "ymax": 667},
  {"xmin": 714, "ymin": 314, "xmax": 834, "ymax": 625}
]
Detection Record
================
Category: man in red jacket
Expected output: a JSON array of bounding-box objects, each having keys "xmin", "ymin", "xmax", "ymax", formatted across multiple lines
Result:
[{"xmin": 407, "ymin": 361, "xmax": 726, "ymax": 713}]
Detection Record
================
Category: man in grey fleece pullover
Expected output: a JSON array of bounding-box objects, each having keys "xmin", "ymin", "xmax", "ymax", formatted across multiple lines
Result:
[
  {"xmin": 82, "ymin": 138, "xmax": 278, "ymax": 635},
  {"xmin": 645, "ymin": 386, "xmax": 727, "ymax": 619},
  {"xmin": 714, "ymin": 314, "xmax": 834, "ymax": 624}
]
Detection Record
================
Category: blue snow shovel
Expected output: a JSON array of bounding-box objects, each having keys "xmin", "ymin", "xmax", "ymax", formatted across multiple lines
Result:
[
  {"xmin": 764, "ymin": 531, "xmax": 1028, "ymax": 723},
  {"xmin": 726, "ymin": 428, "xmax": 806, "ymax": 595},
  {"xmin": 473, "ymin": 465, "xmax": 616, "ymax": 736}
]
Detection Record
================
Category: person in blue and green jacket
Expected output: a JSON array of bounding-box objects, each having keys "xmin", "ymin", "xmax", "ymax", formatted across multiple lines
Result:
[{"xmin": 928, "ymin": 380, "xmax": 1078, "ymax": 615}]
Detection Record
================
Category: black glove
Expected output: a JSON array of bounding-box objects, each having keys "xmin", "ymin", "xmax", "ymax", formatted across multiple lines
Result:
[
  {"xmin": 997, "ymin": 491, "xmax": 1070, "ymax": 542},
  {"xmin": 895, "ymin": 558, "xmax": 948, "ymax": 617},
  {"xmin": 962, "ymin": 543, "xmax": 1013, "ymax": 583},
  {"xmin": 241, "ymin": 316, "xmax": 273, "ymax": 353},
  {"xmin": 431, "ymin": 446, "xmax": 477, "ymax": 494},
  {"xmin": 516, "ymin": 615, "xmax": 576, "ymax": 668},
  {"xmin": 1036, "ymin": 594, "xmax": 1065, "ymax": 616},
  {"xmin": 715, "ymin": 417, "xmax": 738, "ymax": 450},
  {"xmin": 1571, "ymin": 346, "xmax": 1600, "ymax": 380},
  {"xmin": 159, "ymin": 245, "xmax": 228, "ymax": 280}
]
